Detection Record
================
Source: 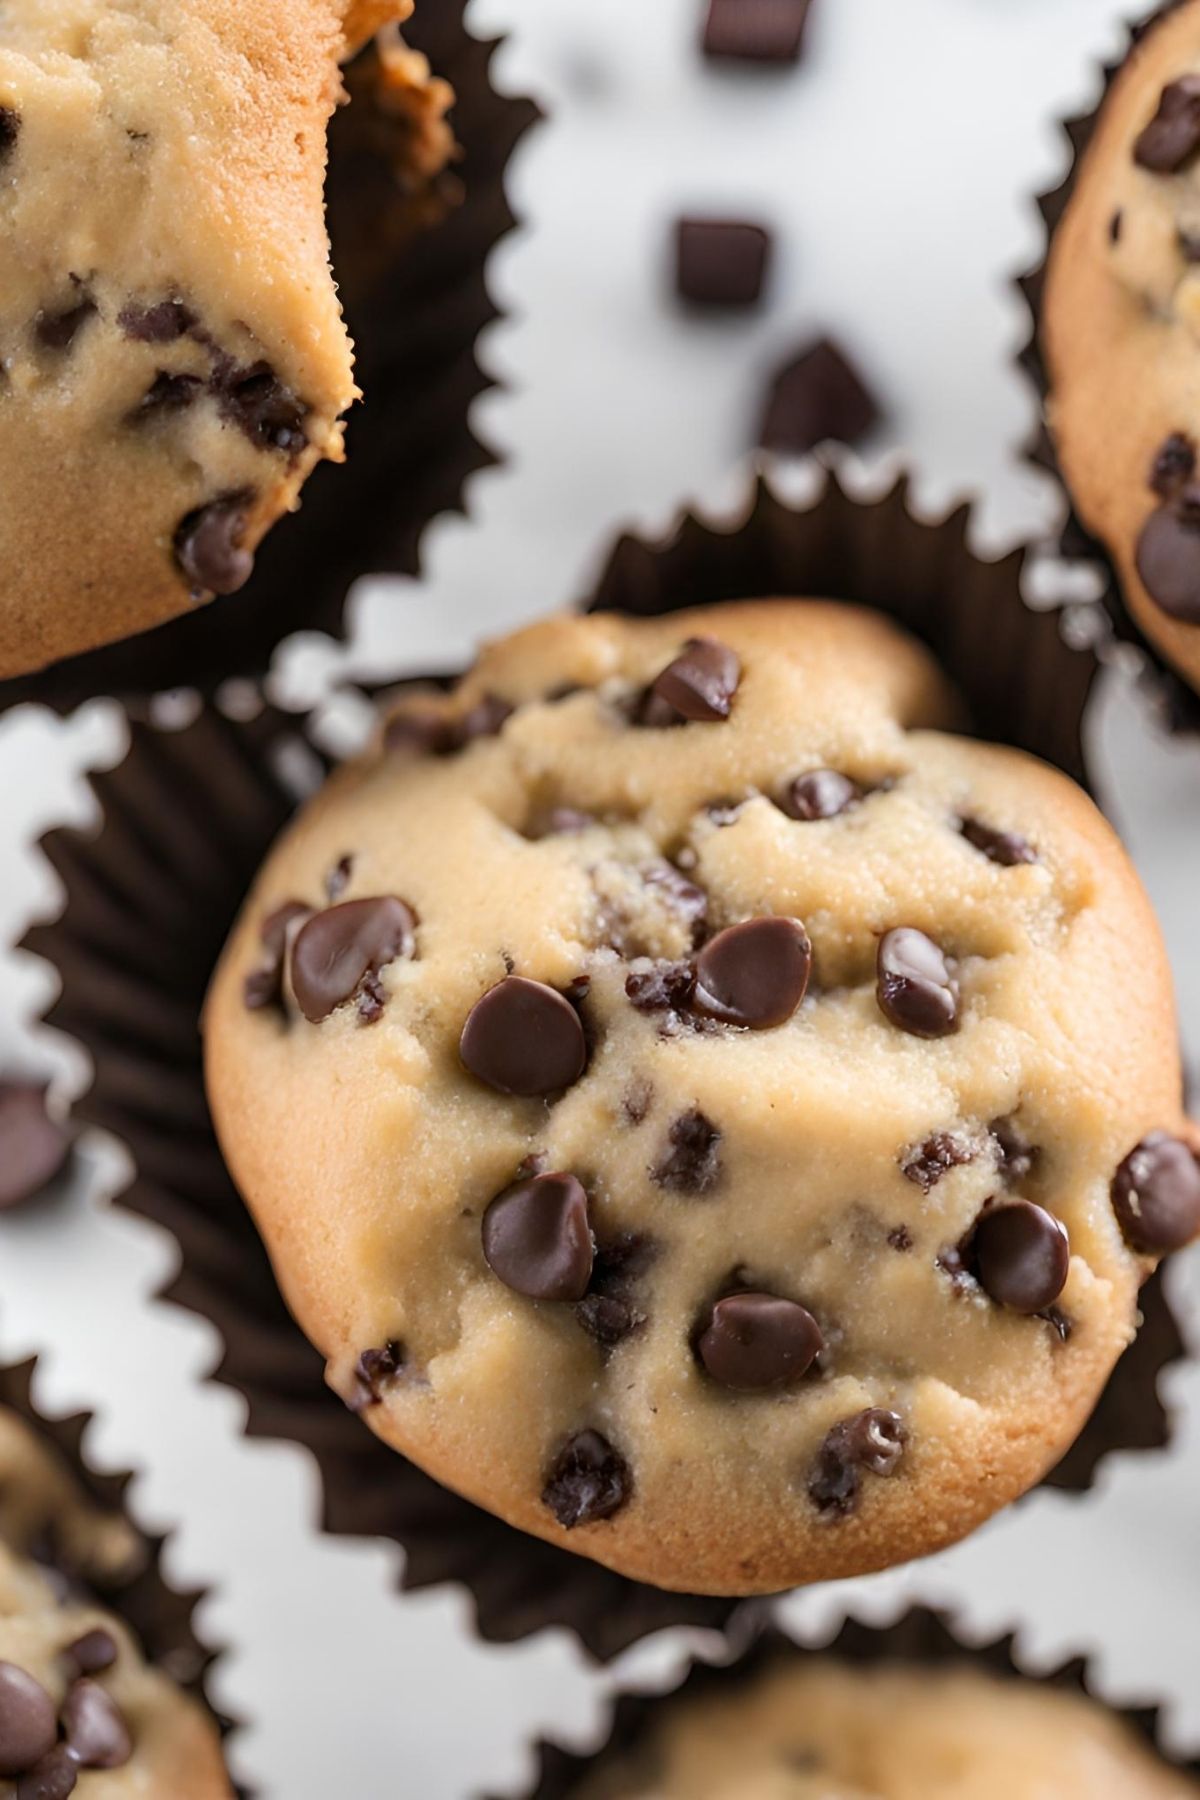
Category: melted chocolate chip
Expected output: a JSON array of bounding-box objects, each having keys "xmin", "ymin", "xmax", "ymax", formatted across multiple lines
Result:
[
  {"xmin": 62, "ymin": 1631, "xmax": 117, "ymax": 1679},
  {"xmin": 0, "ymin": 1663, "xmax": 57, "ymax": 1776},
  {"xmin": 645, "ymin": 638, "xmax": 741, "ymax": 723},
  {"xmin": 219, "ymin": 363, "xmax": 307, "ymax": 453},
  {"xmin": 460, "ymin": 977, "xmax": 587, "ymax": 1097},
  {"xmin": 876, "ymin": 927, "xmax": 959, "ymax": 1038},
  {"xmin": 1150, "ymin": 433, "xmax": 1196, "ymax": 500},
  {"xmin": 972, "ymin": 1200, "xmax": 1069, "ymax": 1314},
  {"xmin": 697, "ymin": 1291, "xmax": 822, "ymax": 1390},
  {"xmin": 289, "ymin": 896, "xmax": 416, "ymax": 1023},
  {"xmin": 675, "ymin": 217, "xmax": 771, "ymax": 307},
  {"xmin": 702, "ymin": 0, "xmax": 812, "ymax": 62},
  {"xmin": 692, "ymin": 917, "xmax": 811, "ymax": 1029},
  {"xmin": 1134, "ymin": 75, "xmax": 1200, "ymax": 172},
  {"xmin": 0, "ymin": 1083, "xmax": 73, "ymax": 1210},
  {"xmin": 960, "ymin": 818, "xmax": 1037, "ymax": 867},
  {"xmin": 174, "ymin": 493, "xmax": 255, "ymax": 595},
  {"xmin": 542, "ymin": 1430, "xmax": 631, "ymax": 1528},
  {"xmin": 62, "ymin": 1679, "xmax": 132, "ymax": 1769},
  {"xmin": 0, "ymin": 109, "xmax": 19, "ymax": 159},
  {"xmin": 808, "ymin": 1409, "xmax": 906, "ymax": 1517},
  {"xmin": 625, "ymin": 959, "xmax": 696, "ymax": 1015},
  {"xmin": 117, "ymin": 298, "xmax": 196, "ymax": 342},
  {"xmin": 482, "ymin": 1172, "xmax": 593, "ymax": 1301},
  {"xmin": 901, "ymin": 1131, "xmax": 973, "ymax": 1193},
  {"xmin": 243, "ymin": 899, "xmax": 312, "ymax": 1011},
  {"xmin": 779, "ymin": 769, "xmax": 861, "ymax": 821},
  {"xmin": 16, "ymin": 1746, "xmax": 78, "ymax": 1800},
  {"xmin": 353, "ymin": 1340, "xmax": 406, "ymax": 1409},
  {"xmin": 1136, "ymin": 500, "xmax": 1200, "ymax": 622},
  {"xmin": 1112, "ymin": 1132, "xmax": 1200, "ymax": 1252},
  {"xmin": 760, "ymin": 336, "xmax": 880, "ymax": 455},
  {"xmin": 653, "ymin": 1109, "xmax": 722, "ymax": 1193},
  {"xmin": 35, "ymin": 295, "xmax": 96, "ymax": 352}
]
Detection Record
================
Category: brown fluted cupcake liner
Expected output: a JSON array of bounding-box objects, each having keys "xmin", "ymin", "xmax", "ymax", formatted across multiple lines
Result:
[
  {"xmin": 500, "ymin": 1606, "xmax": 1197, "ymax": 1800},
  {"xmin": 1017, "ymin": 1, "xmax": 1200, "ymax": 733},
  {"xmin": 0, "ymin": 4, "xmax": 539, "ymax": 718},
  {"xmin": 23, "ymin": 468, "xmax": 1185, "ymax": 1660}
]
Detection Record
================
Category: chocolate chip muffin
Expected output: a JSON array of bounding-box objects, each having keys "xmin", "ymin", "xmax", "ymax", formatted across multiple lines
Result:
[
  {"xmin": 1042, "ymin": 0, "xmax": 1200, "ymax": 694},
  {"xmin": 564, "ymin": 1654, "xmax": 1197, "ymax": 1799},
  {"xmin": 205, "ymin": 600, "xmax": 1199, "ymax": 1595},
  {"xmin": 0, "ymin": 0, "xmax": 411, "ymax": 679},
  {"xmin": 0, "ymin": 1407, "xmax": 231, "ymax": 1798}
]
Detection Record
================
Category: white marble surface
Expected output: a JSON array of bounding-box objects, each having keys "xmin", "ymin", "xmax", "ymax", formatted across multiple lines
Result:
[{"xmin": 0, "ymin": 1, "xmax": 1198, "ymax": 1794}]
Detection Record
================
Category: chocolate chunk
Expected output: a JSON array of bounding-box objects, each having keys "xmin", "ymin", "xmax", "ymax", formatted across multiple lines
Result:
[
  {"xmin": 1134, "ymin": 75, "xmax": 1200, "ymax": 172},
  {"xmin": 972, "ymin": 1200, "xmax": 1069, "ymax": 1314},
  {"xmin": 460, "ymin": 977, "xmax": 587, "ymax": 1097},
  {"xmin": 702, "ymin": 0, "xmax": 812, "ymax": 62},
  {"xmin": 62, "ymin": 1679, "xmax": 132, "ymax": 1769},
  {"xmin": 174, "ymin": 493, "xmax": 255, "ymax": 596},
  {"xmin": 876, "ymin": 927, "xmax": 959, "ymax": 1038},
  {"xmin": 0, "ymin": 1663, "xmax": 57, "ymax": 1776},
  {"xmin": 653, "ymin": 1109, "xmax": 722, "ymax": 1193},
  {"xmin": 693, "ymin": 917, "xmax": 811, "ymax": 1028},
  {"xmin": 779, "ymin": 769, "xmax": 861, "ymax": 821},
  {"xmin": 482, "ymin": 1172, "xmax": 593, "ymax": 1301},
  {"xmin": 117, "ymin": 298, "xmax": 196, "ymax": 342},
  {"xmin": 760, "ymin": 336, "xmax": 880, "ymax": 455},
  {"xmin": 243, "ymin": 899, "xmax": 311, "ymax": 1011},
  {"xmin": 645, "ymin": 637, "xmax": 741, "ymax": 724},
  {"xmin": 675, "ymin": 217, "xmax": 771, "ymax": 307},
  {"xmin": 901, "ymin": 1131, "xmax": 973, "ymax": 1193},
  {"xmin": 575, "ymin": 1293, "xmax": 641, "ymax": 1347},
  {"xmin": 1112, "ymin": 1132, "xmax": 1200, "ymax": 1252},
  {"xmin": 991, "ymin": 1116, "xmax": 1038, "ymax": 1183},
  {"xmin": 289, "ymin": 896, "xmax": 416, "ymax": 1023},
  {"xmin": 0, "ymin": 109, "xmax": 19, "ymax": 158},
  {"xmin": 62, "ymin": 1630, "xmax": 117, "ymax": 1678},
  {"xmin": 1150, "ymin": 433, "xmax": 1196, "ymax": 499},
  {"xmin": 960, "ymin": 818, "xmax": 1037, "ymax": 867},
  {"xmin": 625, "ymin": 959, "xmax": 696, "ymax": 1015},
  {"xmin": 808, "ymin": 1408, "xmax": 906, "ymax": 1517},
  {"xmin": 35, "ymin": 294, "xmax": 96, "ymax": 352},
  {"xmin": 1137, "ymin": 496, "xmax": 1200, "ymax": 622},
  {"xmin": 219, "ymin": 363, "xmax": 308, "ymax": 453},
  {"xmin": 352, "ymin": 1340, "xmax": 405, "ymax": 1409},
  {"xmin": 0, "ymin": 1083, "xmax": 73, "ymax": 1210},
  {"xmin": 16, "ymin": 1747, "xmax": 78, "ymax": 1800},
  {"xmin": 697, "ymin": 1291, "xmax": 823, "ymax": 1390},
  {"xmin": 542, "ymin": 1430, "xmax": 631, "ymax": 1528}
]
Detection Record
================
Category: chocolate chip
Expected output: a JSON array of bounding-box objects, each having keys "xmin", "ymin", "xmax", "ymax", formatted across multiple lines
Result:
[
  {"xmin": 62, "ymin": 1679, "xmax": 132, "ymax": 1769},
  {"xmin": 1150, "ymin": 433, "xmax": 1196, "ymax": 499},
  {"xmin": 35, "ymin": 294, "xmax": 96, "ymax": 352},
  {"xmin": 693, "ymin": 917, "xmax": 811, "ymax": 1029},
  {"xmin": 641, "ymin": 863, "xmax": 710, "ymax": 944},
  {"xmin": 643, "ymin": 637, "xmax": 741, "ymax": 724},
  {"xmin": 901, "ymin": 1131, "xmax": 973, "ymax": 1193},
  {"xmin": 1109, "ymin": 208, "xmax": 1123, "ymax": 244},
  {"xmin": 625, "ymin": 959, "xmax": 696, "ymax": 1014},
  {"xmin": 117, "ymin": 298, "xmax": 196, "ymax": 342},
  {"xmin": 653, "ymin": 1109, "xmax": 722, "ymax": 1193},
  {"xmin": 0, "ymin": 1664, "xmax": 57, "ymax": 1776},
  {"xmin": 174, "ymin": 493, "xmax": 255, "ymax": 595},
  {"xmin": 1039, "ymin": 1304, "xmax": 1074, "ymax": 1343},
  {"xmin": 675, "ymin": 217, "xmax": 771, "ymax": 307},
  {"xmin": 1181, "ymin": 229, "xmax": 1200, "ymax": 263},
  {"xmin": 62, "ymin": 1631, "xmax": 117, "ymax": 1678},
  {"xmin": 16, "ymin": 1747, "xmax": 78, "ymax": 1800},
  {"xmin": 542, "ymin": 1430, "xmax": 631, "ymax": 1528},
  {"xmin": 760, "ymin": 336, "xmax": 880, "ymax": 455},
  {"xmin": 289, "ymin": 896, "xmax": 416, "ymax": 1023},
  {"xmin": 779, "ymin": 769, "xmax": 861, "ymax": 821},
  {"xmin": 1134, "ymin": 75, "xmax": 1200, "ymax": 172},
  {"xmin": 876, "ymin": 927, "xmax": 959, "ymax": 1038},
  {"xmin": 960, "ymin": 818, "xmax": 1037, "ymax": 867},
  {"xmin": 243, "ymin": 899, "xmax": 312, "ymax": 1011},
  {"xmin": 0, "ymin": 1083, "xmax": 73, "ymax": 1210},
  {"xmin": 460, "ymin": 976, "xmax": 587, "ymax": 1097},
  {"xmin": 135, "ymin": 371, "xmax": 203, "ymax": 417},
  {"xmin": 1112, "ymin": 1132, "xmax": 1200, "ymax": 1252},
  {"xmin": 575, "ymin": 1293, "xmax": 641, "ymax": 1347},
  {"xmin": 482, "ymin": 1172, "xmax": 593, "ymax": 1301},
  {"xmin": 702, "ymin": 0, "xmax": 812, "ymax": 62},
  {"xmin": 697, "ymin": 1291, "xmax": 822, "ymax": 1390},
  {"xmin": 622, "ymin": 1078, "xmax": 654, "ymax": 1124},
  {"xmin": 991, "ymin": 1116, "xmax": 1038, "ymax": 1183},
  {"xmin": 352, "ymin": 1340, "xmax": 405, "ymax": 1409},
  {"xmin": 808, "ymin": 1409, "xmax": 906, "ymax": 1517},
  {"xmin": 887, "ymin": 1224, "xmax": 913, "ymax": 1252},
  {"xmin": 1136, "ymin": 500, "xmax": 1200, "ymax": 622},
  {"xmin": 0, "ymin": 109, "xmax": 19, "ymax": 158},
  {"xmin": 325, "ymin": 855, "xmax": 353, "ymax": 902},
  {"xmin": 972, "ymin": 1200, "xmax": 1069, "ymax": 1313},
  {"xmin": 219, "ymin": 363, "xmax": 307, "ymax": 453}
]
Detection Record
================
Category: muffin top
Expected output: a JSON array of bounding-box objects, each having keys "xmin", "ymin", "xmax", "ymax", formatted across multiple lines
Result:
[
  {"xmin": 0, "ymin": 1406, "xmax": 231, "ymax": 1797},
  {"xmin": 1044, "ymin": 0, "xmax": 1200, "ymax": 694},
  {"xmin": 568, "ymin": 1653, "xmax": 1197, "ymax": 1799},
  {"xmin": 205, "ymin": 599, "xmax": 1197, "ymax": 1595}
]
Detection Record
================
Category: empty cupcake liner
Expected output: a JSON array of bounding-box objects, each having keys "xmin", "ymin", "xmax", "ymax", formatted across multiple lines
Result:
[
  {"xmin": 0, "ymin": 3, "xmax": 539, "ymax": 717},
  {"xmin": 22, "ymin": 467, "xmax": 1186, "ymax": 1660}
]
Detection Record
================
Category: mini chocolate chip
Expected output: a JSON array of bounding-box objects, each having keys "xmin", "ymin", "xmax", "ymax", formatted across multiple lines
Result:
[
  {"xmin": 542, "ymin": 1430, "xmax": 631, "ymax": 1528},
  {"xmin": 62, "ymin": 1630, "xmax": 117, "ymax": 1678},
  {"xmin": 174, "ymin": 493, "xmax": 255, "ymax": 595},
  {"xmin": 482, "ymin": 1172, "xmax": 593, "ymax": 1301},
  {"xmin": 117, "ymin": 298, "xmax": 196, "ymax": 342},
  {"xmin": 697, "ymin": 1291, "xmax": 823, "ymax": 1390},
  {"xmin": 243, "ymin": 900, "xmax": 312, "ymax": 1011},
  {"xmin": 35, "ymin": 296, "xmax": 96, "ymax": 352},
  {"xmin": 460, "ymin": 976, "xmax": 588, "ymax": 1097},
  {"xmin": 352, "ymin": 1340, "xmax": 405, "ymax": 1409},
  {"xmin": 219, "ymin": 363, "xmax": 307, "ymax": 453},
  {"xmin": 702, "ymin": 0, "xmax": 812, "ymax": 62},
  {"xmin": 16, "ymin": 1747, "xmax": 78, "ymax": 1800},
  {"xmin": 646, "ymin": 637, "xmax": 741, "ymax": 723},
  {"xmin": 808, "ymin": 1408, "xmax": 906, "ymax": 1517},
  {"xmin": 675, "ymin": 217, "xmax": 771, "ymax": 307},
  {"xmin": 972, "ymin": 1200, "xmax": 1069, "ymax": 1314},
  {"xmin": 760, "ymin": 336, "xmax": 880, "ymax": 455},
  {"xmin": 901, "ymin": 1131, "xmax": 973, "ymax": 1193},
  {"xmin": 653, "ymin": 1109, "xmax": 722, "ymax": 1194},
  {"xmin": 887, "ymin": 1224, "xmax": 913, "ymax": 1252},
  {"xmin": 289, "ymin": 897, "xmax": 416, "ymax": 1023},
  {"xmin": 0, "ymin": 108, "xmax": 19, "ymax": 158},
  {"xmin": 779, "ymin": 769, "xmax": 861, "ymax": 821},
  {"xmin": 1109, "ymin": 208, "xmax": 1123, "ymax": 244},
  {"xmin": 135, "ymin": 371, "xmax": 203, "ymax": 417},
  {"xmin": 991, "ymin": 1116, "xmax": 1038, "ymax": 1183},
  {"xmin": 1136, "ymin": 501, "xmax": 1200, "ymax": 622},
  {"xmin": 0, "ymin": 1083, "xmax": 73, "ymax": 1209},
  {"xmin": 575, "ymin": 1293, "xmax": 641, "ymax": 1347},
  {"xmin": 625, "ymin": 959, "xmax": 696, "ymax": 1015},
  {"xmin": 325, "ymin": 855, "xmax": 353, "ymax": 901},
  {"xmin": 960, "ymin": 818, "xmax": 1037, "ymax": 866},
  {"xmin": 876, "ymin": 927, "xmax": 959, "ymax": 1038},
  {"xmin": 1134, "ymin": 75, "xmax": 1200, "ymax": 172},
  {"xmin": 693, "ymin": 917, "xmax": 811, "ymax": 1029},
  {"xmin": 0, "ymin": 1663, "xmax": 57, "ymax": 1776},
  {"xmin": 62, "ymin": 1679, "xmax": 132, "ymax": 1769},
  {"xmin": 1112, "ymin": 1132, "xmax": 1200, "ymax": 1252},
  {"xmin": 1150, "ymin": 432, "xmax": 1196, "ymax": 499}
]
